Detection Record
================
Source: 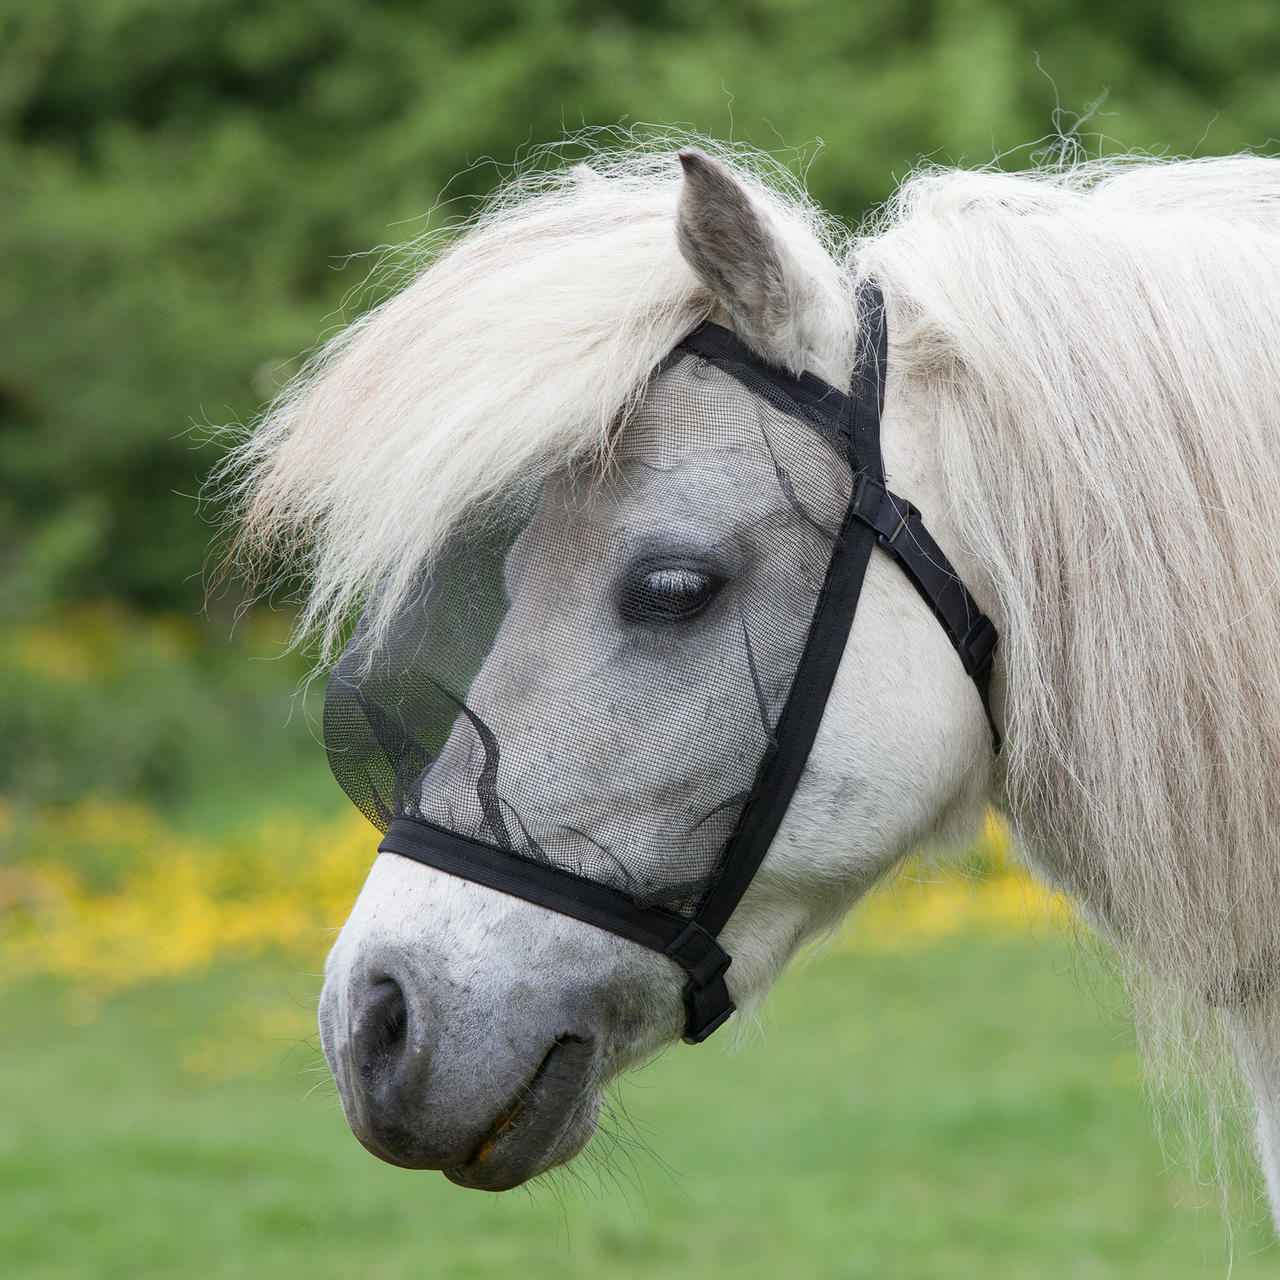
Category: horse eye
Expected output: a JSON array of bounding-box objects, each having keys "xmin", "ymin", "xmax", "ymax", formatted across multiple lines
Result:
[{"xmin": 620, "ymin": 562, "xmax": 723, "ymax": 623}]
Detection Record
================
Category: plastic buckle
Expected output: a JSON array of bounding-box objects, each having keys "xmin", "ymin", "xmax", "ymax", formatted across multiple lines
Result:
[
  {"xmin": 681, "ymin": 974, "xmax": 736, "ymax": 1044},
  {"xmin": 666, "ymin": 921, "xmax": 731, "ymax": 988},
  {"xmin": 851, "ymin": 474, "xmax": 917, "ymax": 548},
  {"xmin": 666, "ymin": 922, "xmax": 735, "ymax": 1043},
  {"xmin": 959, "ymin": 615, "xmax": 998, "ymax": 678}
]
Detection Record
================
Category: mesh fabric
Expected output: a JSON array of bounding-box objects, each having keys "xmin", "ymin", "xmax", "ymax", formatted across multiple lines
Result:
[{"xmin": 323, "ymin": 346, "xmax": 854, "ymax": 921}]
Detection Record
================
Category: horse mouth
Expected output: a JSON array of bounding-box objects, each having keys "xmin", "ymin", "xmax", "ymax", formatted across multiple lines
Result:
[{"xmin": 445, "ymin": 1035, "xmax": 600, "ymax": 1191}]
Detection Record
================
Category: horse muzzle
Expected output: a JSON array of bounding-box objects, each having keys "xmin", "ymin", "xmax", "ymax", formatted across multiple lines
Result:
[{"xmin": 318, "ymin": 939, "xmax": 604, "ymax": 1190}]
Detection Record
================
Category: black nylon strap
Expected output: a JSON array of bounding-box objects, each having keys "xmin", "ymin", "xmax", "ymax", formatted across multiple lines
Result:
[
  {"xmin": 680, "ymin": 323, "xmax": 858, "ymax": 441},
  {"xmin": 697, "ymin": 524, "xmax": 879, "ymax": 940},
  {"xmin": 848, "ymin": 474, "xmax": 1001, "ymax": 750},
  {"xmin": 849, "ymin": 281, "xmax": 888, "ymax": 485},
  {"xmin": 378, "ymin": 818, "xmax": 734, "ymax": 1041},
  {"xmin": 693, "ymin": 285, "xmax": 888, "ymax": 940}
]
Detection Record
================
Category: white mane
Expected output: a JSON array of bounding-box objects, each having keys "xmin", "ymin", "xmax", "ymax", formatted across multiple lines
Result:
[
  {"xmin": 225, "ymin": 141, "xmax": 1280, "ymax": 1134},
  {"xmin": 862, "ymin": 156, "xmax": 1280, "ymax": 1105},
  {"xmin": 215, "ymin": 143, "xmax": 848, "ymax": 661}
]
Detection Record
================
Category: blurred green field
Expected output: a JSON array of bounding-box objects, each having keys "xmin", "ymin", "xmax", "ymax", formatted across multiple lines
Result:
[
  {"xmin": 1, "ymin": 610, "xmax": 1273, "ymax": 1273},
  {"xmin": 3, "ymin": 933, "xmax": 1275, "ymax": 1278}
]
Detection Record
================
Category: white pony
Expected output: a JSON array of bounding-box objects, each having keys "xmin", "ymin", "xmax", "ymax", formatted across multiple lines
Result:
[{"xmin": 221, "ymin": 140, "xmax": 1280, "ymax": 1217}]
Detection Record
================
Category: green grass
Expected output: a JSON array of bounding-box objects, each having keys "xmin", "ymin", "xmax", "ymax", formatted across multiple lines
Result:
[{"xmin": 2, "ymin": 935, "xmax": 1275, "ymax": 1279}]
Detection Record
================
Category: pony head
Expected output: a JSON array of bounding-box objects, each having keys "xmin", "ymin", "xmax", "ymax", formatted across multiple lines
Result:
[
  {"xmin": 223, "ymin": 144, "xmax": 988, "ymax": 1186},
  {"xmin": 220, "ymin": 138, "xmax": 1280, "ymax": 1223}
]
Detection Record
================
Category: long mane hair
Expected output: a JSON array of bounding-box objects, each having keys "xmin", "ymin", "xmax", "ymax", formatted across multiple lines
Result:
[
  {"xmin": 863, "ymin": 156, "xmax": 1280, "ymax": 1140},
  {"xmin": 218, "ymin": 139, "xmax": 1280, "ymax": 1154},
  {"xmin": 213, "ymin": 142, "xmax": 848, "ymax": 662}
]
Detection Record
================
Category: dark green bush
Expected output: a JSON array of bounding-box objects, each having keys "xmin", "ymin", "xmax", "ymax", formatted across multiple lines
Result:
[
  {"xmin": 0, "ymin": 607, "xmax": 333, "ymax": 825},
  {"xmin": 5, "ymin": 1, "xmax": 1280, "ymax": 619}
]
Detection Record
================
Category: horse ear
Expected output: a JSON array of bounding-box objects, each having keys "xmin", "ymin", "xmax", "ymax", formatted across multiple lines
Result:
[{"xmin": 676, "ymin": 148, "xmax": 807, "ymax": 370}]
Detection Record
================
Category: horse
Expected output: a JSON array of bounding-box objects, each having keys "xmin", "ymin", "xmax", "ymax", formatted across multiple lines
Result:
[{"xmin": 219, "ymin": 139, "xmax": 1280, "ymax": 1221}]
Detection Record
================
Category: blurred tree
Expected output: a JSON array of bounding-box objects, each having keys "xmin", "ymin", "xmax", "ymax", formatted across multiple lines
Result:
[{"xmin": 3, "ymin": 0, "xmax": 1278, "ymax": 616}]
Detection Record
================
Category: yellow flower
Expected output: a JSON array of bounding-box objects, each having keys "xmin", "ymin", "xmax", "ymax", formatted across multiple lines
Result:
[
  {"xmin": 2, "ymin": 796, "xmax": 1070, "ymax": 1002},
  {"xmin": 1, "ymin": 799, "xmax": 373, "ymax": 998}
]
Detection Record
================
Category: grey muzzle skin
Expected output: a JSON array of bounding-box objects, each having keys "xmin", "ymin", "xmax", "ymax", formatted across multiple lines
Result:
[{"xmin": 323, "ymin": 281, "xmax": 999, "ymax": 1043}]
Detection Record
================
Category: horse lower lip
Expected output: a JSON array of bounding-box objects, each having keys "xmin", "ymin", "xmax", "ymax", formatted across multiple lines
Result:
[
  {"xmin": 447, "ymin": 1036, "xmax": 594, "ymax": 1190},
  {"xmin": 467, "ymin": 1082, "xmax": 536, "ymax": 1167}
]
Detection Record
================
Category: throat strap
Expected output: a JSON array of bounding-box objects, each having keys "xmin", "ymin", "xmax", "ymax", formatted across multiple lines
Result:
[{"xmin": 848, "ymin": 473, "xmax": 1001, "ymax": 751}]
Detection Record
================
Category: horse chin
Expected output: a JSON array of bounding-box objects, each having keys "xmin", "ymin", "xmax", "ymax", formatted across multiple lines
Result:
[
  {"xmin": 442, "ymin": 1037, "xmax": 602, "ymax": 1191},
  {"xmin": 345, "ymin": 1032, "xmax": 604, "ymax": 1191}
]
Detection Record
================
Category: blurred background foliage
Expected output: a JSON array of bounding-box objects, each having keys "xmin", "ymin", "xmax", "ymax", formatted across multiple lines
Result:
[
  {"xmin": 6, "ymin": 0, "xmax": 1280, "ymax": 817},
  {"xmin": 4, "ymin": 5, "xmax": 1280, "ymax": 1269},
  {"xmin": 7, "ymin": 0, "xmax": 1280, "ymax": 620}
]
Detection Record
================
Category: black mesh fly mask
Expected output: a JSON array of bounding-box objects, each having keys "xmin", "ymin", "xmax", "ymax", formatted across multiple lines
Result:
[{"xmin": 324, "ymin": 283, "xmax": 999, "ymax": 1043}]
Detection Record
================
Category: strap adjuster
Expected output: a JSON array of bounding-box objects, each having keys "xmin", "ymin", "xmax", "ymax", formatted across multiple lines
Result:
[
  {"xmin": 959, "ymin": 615, "xmax": 998, "ymax": 678},
  {"xmin": 665, "ymin": 920, "xmax": 731, "ymax": 988},
  {"xmin": 681, "ymin": 974, "xmax": 735, "ymax": 1043},
  {"xmin": 665, "ymin": 921, "xmax": 735, "ymax": 1043},
  {"xmin": 850, "ymin": 472, "xmax": 918, "ymax": 547},
  {"xmin": 878, "ymin": 498, "xmax": 919, "ymax": 547}
]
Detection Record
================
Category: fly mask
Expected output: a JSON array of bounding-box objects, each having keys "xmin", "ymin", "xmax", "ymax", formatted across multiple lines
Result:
[{"xmin": 323, "ymin": 282, "xmax": 1000, "ymax": 1044}]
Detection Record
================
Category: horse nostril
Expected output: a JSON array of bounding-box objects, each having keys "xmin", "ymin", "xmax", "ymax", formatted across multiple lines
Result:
[{"xmin": 355, "ymin": 976, "xmax": 410, "ymax": 1087}]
